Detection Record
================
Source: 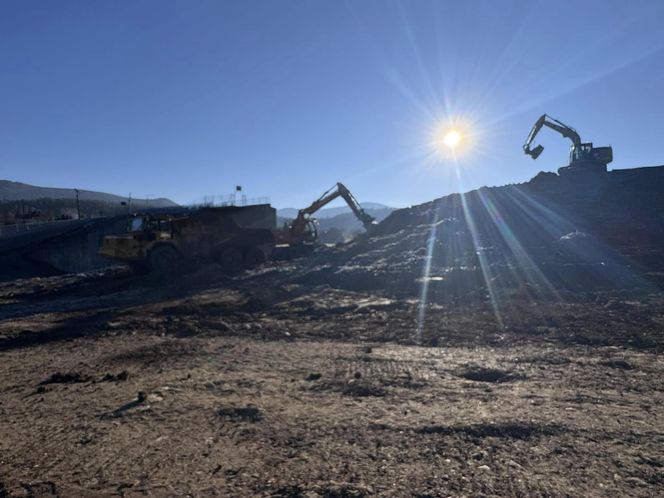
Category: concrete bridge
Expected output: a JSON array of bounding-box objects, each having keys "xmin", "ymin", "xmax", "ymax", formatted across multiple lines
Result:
[{"xmin": 0, "ymin": 216, "xmax": 129, "ymax": 281}]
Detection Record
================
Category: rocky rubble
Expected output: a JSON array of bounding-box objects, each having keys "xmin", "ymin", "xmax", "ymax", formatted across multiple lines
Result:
[{"xmin": 284, "ymin": 166, "xmax": 664, "ymax": 302}]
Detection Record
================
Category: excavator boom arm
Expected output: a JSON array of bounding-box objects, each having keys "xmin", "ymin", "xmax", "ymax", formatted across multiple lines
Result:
[
  {"xmin": 337, "ymin": 183, "xmax": 376, "ymax": 231},
  {"xmin": 523, "ymin": 114, "xmax": 582, "ymax": 159},
  {"xmin": 298, "ymin": 186, "xmax": 342, "ymax": 217},
  {"xmin": 291, "ymin": 182, "xmax": 376, "ymax": 237}
]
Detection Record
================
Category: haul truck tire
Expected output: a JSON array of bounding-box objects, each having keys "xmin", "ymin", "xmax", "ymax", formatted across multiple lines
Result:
[
  {"xmin": 147, "ymin": 245, "xmax": 181, "ymax": 274},
  {"xmin": 244, "ymin": 247, "xmax": 266, "ymax": 266},
  {"xmin": 218, "ymin": 247, "xmax": 243, "ymax": 272}
]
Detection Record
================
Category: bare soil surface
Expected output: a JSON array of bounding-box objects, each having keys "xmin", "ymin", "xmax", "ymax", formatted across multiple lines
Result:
[{"xmin": 1, "ymin": 264, "xmax": 663, "ymax": 497}]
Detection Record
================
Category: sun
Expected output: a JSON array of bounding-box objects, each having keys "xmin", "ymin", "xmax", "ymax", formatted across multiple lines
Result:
[
  {"xmin": 443, "ymin": 130, "xmax": 462, "ymax": 149},
  {"xmin": 428, "ymin": 119, "xmax": 476, "ymax": 161}
]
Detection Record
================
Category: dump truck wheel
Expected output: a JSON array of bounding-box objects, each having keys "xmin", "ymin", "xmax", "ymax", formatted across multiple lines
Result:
[
  {"xmin": 147, "ymin": 245, "xmax": 180, "ymax": 273},
  {"xmin": 289, "ymin": 243, "xmax": 315, "ymax": 258},
  {"xmin": 219, "ymin": 247, "xmax": 243, "ymax": 272},
  {"xmin": 244, "ymin": 247, "xmax": 266, "ymax": 266},
  {"xmin": 128, "ymin": 262, "xmax": 148, "ymax": 274}
]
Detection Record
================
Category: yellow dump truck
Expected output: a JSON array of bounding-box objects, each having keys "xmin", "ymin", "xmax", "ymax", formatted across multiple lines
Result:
[{"xmin": 98, "ymin": 205, "xmax": 277, "ymax": 273}]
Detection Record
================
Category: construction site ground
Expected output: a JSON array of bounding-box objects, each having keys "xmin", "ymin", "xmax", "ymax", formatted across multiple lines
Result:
[{"xmin": 1, "ymin": 263, "xmax": 663, "ymax": 498}]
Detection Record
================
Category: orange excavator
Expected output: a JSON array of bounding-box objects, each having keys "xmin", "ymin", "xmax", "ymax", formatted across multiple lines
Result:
[{"xmin": 275, "ymin": 182, "xmax": 376, "ymax": 250}]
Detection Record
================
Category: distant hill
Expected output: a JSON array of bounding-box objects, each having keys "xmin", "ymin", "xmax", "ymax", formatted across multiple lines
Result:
[
  {"xmin": 277, "ymin": 202, "xmax": 393, "ymax": 220},
  {"xmin": 0, "ymin": 180, "xmax": 177, "ymax": 207},
  {"xmin": 317, "ymin": 207, "xmax": 395, "ymax": 233}
]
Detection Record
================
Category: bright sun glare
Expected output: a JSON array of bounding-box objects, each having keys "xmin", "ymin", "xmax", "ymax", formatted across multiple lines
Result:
[
  {"xmin": 429, "ymin": 120, "xmax": 476, "ymax": 161},
  {"xmin": 443, "ymin": 130, "xmax": 461, "ymax": 149}
]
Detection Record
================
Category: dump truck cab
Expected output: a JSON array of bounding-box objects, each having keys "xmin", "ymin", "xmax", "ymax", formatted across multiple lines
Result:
[{"xmin": 98, "ymin": 214, "xmax": 178, "ymax": 267}]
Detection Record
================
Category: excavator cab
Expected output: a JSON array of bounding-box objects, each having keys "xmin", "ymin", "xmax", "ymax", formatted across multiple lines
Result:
[
  {"xmin": 565, "ymin": 143, "xmax": 612, "ymax": 175},
  {"xmin": 570, "ymin": 143, "xmax": 612, "ymax": 165},
  {"xmin": 305, "ymin": 219, "xmax": 318, "ymax": 241}
]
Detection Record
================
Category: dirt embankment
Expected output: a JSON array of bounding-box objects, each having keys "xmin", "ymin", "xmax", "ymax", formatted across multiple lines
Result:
[
  {"xmin": 290, "ymin": 166, "xmax": 664, "ymax": 303},
  {"xmin": 0, "ymin": 265, "xmax": 663, "ymax": 497}
]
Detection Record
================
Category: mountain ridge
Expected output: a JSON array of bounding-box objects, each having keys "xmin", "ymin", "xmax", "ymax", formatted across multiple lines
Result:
[
  {"xmin": 277, "ymin": 202, "xmax": 393, "ymax": 220},
  {"xmin": 0, "ymin": 180, "xmax": 177, "ymax": 207}
]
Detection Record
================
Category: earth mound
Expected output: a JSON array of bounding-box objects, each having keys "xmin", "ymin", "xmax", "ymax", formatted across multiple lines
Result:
[{"xmin": 286, "ymin": 166, "xmax": 664, "ymax": 303}]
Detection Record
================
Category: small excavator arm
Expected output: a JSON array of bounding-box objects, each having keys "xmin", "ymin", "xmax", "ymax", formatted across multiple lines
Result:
[
  {"xmin": 337, "ymin": 183, "xmax": 377, "ymax": 232},
  {"xmin": 523, "ymin": 114, "xmax": 582, "ymax": 159},
  {"xmin": 298, "ymin": 184, "xmax": 344, "ymax": 217},
  {"xmin": 290, "ymin": 182, "xmax": 376, "ymax": 239}
]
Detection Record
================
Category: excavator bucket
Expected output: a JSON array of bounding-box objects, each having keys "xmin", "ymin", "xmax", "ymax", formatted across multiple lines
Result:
[{"xmin": 528, "ymin": 145, "xmax": 544, "ymax": 159}]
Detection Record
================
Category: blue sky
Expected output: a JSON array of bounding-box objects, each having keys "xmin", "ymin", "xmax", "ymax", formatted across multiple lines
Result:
[{"xmin": 1, "ymin": 0, "xmax": 663, "ymax": 208}]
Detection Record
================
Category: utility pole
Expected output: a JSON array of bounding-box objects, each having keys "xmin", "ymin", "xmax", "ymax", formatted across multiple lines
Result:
[{"xmin": 74, "ymin": 189, "xmax": 81, "ymax": 220}]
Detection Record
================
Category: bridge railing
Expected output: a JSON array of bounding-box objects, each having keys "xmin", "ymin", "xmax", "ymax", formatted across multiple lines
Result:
[{"xmin": 0, "ymin": 219, "xmax": 84, "ymax": 239}]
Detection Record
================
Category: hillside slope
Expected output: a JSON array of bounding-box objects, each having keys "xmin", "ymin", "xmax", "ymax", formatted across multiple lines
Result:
[
  {"xmin": 0, "ymin": 180, "xmax": 176, "ymax": 207},
  {"xmin": 292, "ymin": 166, "xmax": 664, "ymax": 300}
]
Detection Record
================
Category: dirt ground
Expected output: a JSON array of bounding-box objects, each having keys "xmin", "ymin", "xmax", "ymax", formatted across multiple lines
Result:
[{"xmin": 1, "ymin": 265, "xmax": 663, "ymax": 497}]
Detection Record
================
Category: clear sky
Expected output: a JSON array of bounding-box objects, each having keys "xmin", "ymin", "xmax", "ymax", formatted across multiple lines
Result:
[{"xmin": 1, "ymin": 0, "xmax": 663, "ymax": 208}]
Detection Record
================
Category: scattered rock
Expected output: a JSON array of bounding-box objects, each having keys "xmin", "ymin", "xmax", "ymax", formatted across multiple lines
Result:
[
  {"xmin": 107, "ymin": 392, "xmax": 149, "ymax": 418},
  {"xmin": 100, "ymin": 371, "xmax": 129, "ymax": 382},
  {"xmin": 305, "ymin": 373, "xmax": 322, "ymax": 381},
  {"xmin": 218, "ymin": 406, "xmax": 263, "ymax": 422},
  {"xmin": 513, "ymin": 354, "xmax": 571, "ymax": 365},
  {"xmin": 421, "ymin": 336, "xmax": 440, "ymax": 347},
  {"xmin": 341, "ymin": 382, "xmax": 385, "ymax": 397},
  {"xmin": 458, "ymin": 367, "xmax": 523, "ymax": 383},
  {"xmin": 471, "ymin": 450, "xmax": 488, "ymax": 461},
  {"xmin": 623, "ymin": 477, "xmax": 648, "ymax": 487},
  {"xmin": 79, "ymin": 433, "xmax": 94, "ymax": 445},
  {"xmin": 317, "ymin": 485, "xmax": 367, "ymax": 498},
  {"xmin": 146, "ymin": 392, "xmax": 164, "ymax": 403},
  {"xmin": 20, "ymin": 481, "xmax": 58, "ymax": 498},
  {"xmin": 635, "ymin": 454, "xmax": 663, "ymax": 467},
  {"xmin": 416, "ymin": 422, "xmax": 559, "ymax": 440},
  {"xmin": 39, "ymin": 372, "xmax": 92, "ymax": 385},
  {"xmin": 271, "ymin": 485, "xmax": 305, "ymax": 497},
  {"xmin": 600, "ymin": 359, "xmax": 634, "ymax": 370}
]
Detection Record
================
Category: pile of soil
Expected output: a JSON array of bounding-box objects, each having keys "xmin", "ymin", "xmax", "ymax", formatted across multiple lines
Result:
[{"xmin": 282, "ymin": 167, "xmax": 664, "ymax": 303}]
